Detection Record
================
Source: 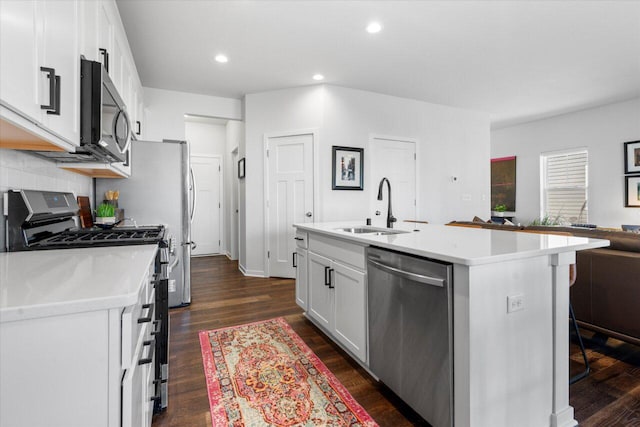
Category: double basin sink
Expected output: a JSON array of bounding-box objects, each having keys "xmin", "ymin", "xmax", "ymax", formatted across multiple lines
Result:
[{"xmin": 336, "ymin": 226, "xmax": 410, "ymax": 236}]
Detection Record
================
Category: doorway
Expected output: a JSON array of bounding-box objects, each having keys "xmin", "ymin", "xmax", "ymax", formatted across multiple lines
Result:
[
  {"xmin": 265, "ymin": 131, "xmax": 315, "ymax": 278},
  {"xmin": 190, "ymin": 155, "xmax": 222, "ymax": 256},
  {"xmin": 370, "ymin": 136, "xmax": 417, "ymax": 225}
]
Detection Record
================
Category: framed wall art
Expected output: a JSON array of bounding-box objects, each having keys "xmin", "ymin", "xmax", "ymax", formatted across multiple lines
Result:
[
  {"xmin": 624, "ymin": 140, "xmax": 640, "ymax": 175},
  {"xmin": 332, "ymin": 146, "xmax": 363, "ymax": 190},
  {"xmin": 625, "ymin": 176, "xmax": 640, "ymax": 207}
]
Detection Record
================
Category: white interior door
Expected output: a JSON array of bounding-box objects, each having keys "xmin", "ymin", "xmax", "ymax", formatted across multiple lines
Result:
[
  {"xmin": 370, "ymin": 137, "xmax": 417, "ymax": 226},
  {"xmin": 267, "ymin": 133, "xmax": 314, "ymax": 278},
  {"xmin": 191, "ymin": 155, "xmax": 222, "ymax": 256}
]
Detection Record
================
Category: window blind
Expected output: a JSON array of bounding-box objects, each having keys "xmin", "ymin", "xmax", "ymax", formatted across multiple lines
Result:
[{"xmin": 542, "ymin": 150, "xmax": 588, "ymax": 222}]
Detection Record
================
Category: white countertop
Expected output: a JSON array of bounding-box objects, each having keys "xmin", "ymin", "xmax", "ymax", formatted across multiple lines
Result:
[
  {"xmin": 294, "ymin": 222, "xmax": 610, "ymax": 265},
  {"xmin": 0, "ymin": 245, "xmax": 158, "ymax": 323}
]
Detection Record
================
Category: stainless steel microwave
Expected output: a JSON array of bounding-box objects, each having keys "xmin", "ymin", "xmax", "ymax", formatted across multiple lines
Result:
[{"xmin": 79, "ymin": 57, "xmax": 130, "ymax": 163}]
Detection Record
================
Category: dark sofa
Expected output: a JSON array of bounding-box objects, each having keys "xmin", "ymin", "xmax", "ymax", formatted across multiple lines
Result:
[{"xmin": 448, "ymin": 221, "xmax": 640, "ymax": 346}]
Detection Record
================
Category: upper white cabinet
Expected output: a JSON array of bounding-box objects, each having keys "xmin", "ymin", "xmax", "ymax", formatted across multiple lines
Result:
[
  {"xmin": 0, "ymin": 1, "xmax": 40, "ymax": 122},
  {"xmin": 0, "ymin": 0, "xmax": 142, "ymax": 178},
  {"xmin": 39, "ymin": 0, "xmax": 80, "ymax": 144},
  {"xmin": 0, "ymin": 0, "xmax": 80, "ymax": 151}
]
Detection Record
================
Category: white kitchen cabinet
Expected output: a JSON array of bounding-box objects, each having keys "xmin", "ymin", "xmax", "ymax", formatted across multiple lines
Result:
[
  {"xmin": 305, "ymin": 233, "xmax": 368, "ymax": 363},
  {"xmin": 0, "ymin": 1, "xmax": 40, "ymax": 121},
  {"xmin": 332, "ymin": 261, "xmax": 367, "ymax": 362},
  {"xmin": 308, "ymin": 251, "xmax": 334, "ymax": 330},
  {"xmin": 97, "ymin": 0, "xmax": 115, "ymax": 70},
  {"xmin": 294, "ymin": 230, "xmax": 308, "ymax": 310},
  {"xmin": 0, "ymin": 0, "xmax": 80, "ymax": 150},
  {"xmin": 0, "ymin": 247, "xmax": 158, "ymax": 427},
  {"xmin": 39, "ymin": 0, "xmax": 80, "ymax": 144},
  {"xmin": 295, "ymin": 248, "xmax": 308, "ymax": 310}
]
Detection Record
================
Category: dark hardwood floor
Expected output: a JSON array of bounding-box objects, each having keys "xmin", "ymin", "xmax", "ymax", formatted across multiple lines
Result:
[{"xmin": 153, "ymin": 255, "xmax": 640, "ymax": 427}]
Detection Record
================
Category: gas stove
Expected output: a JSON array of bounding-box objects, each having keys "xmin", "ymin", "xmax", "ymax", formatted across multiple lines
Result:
[{"xmin": 4, "ymin": 190, "xmax": 166, "ymax": 251}]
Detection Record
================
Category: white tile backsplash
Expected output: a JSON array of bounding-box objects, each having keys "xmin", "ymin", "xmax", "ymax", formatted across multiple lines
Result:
[
  {"xmin": 0, "ymin": 149, "xmax": 92, "ymax": 196},
  {"xmin": 0, "ymin": 149, "xmax": 93, "ymax": 251}
]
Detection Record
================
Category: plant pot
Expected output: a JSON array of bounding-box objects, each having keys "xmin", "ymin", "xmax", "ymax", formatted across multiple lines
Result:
[{"xmin": 95, "ymin": 216, "xmax": 116, "ymax": 225}]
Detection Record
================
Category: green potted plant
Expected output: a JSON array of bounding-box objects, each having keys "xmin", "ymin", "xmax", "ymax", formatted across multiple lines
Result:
[
  {"xmin": 95, "ymin": 202, "xmax": 116, "ymax": 225},
  {"xmin": 491, "ymin": 204, "xmax": 509, "ymax": 217}
]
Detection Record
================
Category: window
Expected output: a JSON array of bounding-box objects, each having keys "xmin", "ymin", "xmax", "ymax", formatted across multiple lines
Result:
[{"xmin": 541, "ymin": 149, "xmax": 588, "ymax": 223}]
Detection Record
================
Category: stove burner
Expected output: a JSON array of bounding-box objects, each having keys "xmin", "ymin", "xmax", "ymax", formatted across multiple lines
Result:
[{"xmin": 34, "ymin": 226, "xmax": 165, "ymax": 248}]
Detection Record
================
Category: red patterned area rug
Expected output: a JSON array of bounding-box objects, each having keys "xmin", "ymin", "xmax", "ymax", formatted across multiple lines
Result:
[{"xmin": 199, "ymin": 317, "xmax": 378, "ymax": 426}]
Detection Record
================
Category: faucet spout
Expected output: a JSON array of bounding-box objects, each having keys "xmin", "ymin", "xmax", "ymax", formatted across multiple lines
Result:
[{"xmin": 377, "ymin": 177, "xmax": 397, "ymax": 228}]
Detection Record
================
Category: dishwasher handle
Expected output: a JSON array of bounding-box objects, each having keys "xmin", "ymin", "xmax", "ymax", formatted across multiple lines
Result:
[{"xmin": 368, "ymin": 259, "xmax": 445, "ymax": 287}]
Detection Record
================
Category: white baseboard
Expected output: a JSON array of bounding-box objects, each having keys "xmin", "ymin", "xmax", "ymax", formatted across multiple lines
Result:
[{"xmin": 238, "ymin": 263, "xmax": 266, "ymax": 277}]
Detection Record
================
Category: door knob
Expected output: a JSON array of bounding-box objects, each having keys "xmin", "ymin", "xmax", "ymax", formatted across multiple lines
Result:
[{"xmin": 305, "ymin": 212, "xmax": 312, "ymax": 217}]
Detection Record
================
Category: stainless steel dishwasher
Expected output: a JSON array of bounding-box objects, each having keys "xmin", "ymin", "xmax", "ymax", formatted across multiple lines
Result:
[{"xmin": 367, "ymin": 246, "xmax": 453, "ymax": 427}]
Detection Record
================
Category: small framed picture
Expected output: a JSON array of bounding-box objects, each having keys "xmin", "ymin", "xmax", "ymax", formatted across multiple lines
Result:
[
  {"xmin": 624, "ymin": 140, "xmax": 640, "ymax": 174},
  {"xmin": 238, "ymin": 158, "xmax": 245, "ymax": 179},
  {"xmin": 332, "ymin": 146, "xmax": 363, "ymax": 190},
  {"xmin": 625, "ymin": 176, "xmax": 640, "ymax": 207}
]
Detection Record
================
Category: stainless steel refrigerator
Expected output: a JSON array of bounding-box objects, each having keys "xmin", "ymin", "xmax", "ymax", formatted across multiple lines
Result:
[{"xmin": 97, "ymin": 140, "xmax": 195, "ymax": 307}]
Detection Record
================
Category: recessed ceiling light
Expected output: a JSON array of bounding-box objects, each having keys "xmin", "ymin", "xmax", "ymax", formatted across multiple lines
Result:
[
  {"xmin": 312, "ymin": 74, "xmax": 324, "ymax": 81},
  {"xmin": 214, "ymin": 54, "xmax": 228, "ymax": 63},
  {"xmin": 366, "ymin": 22, "xmax": 382, "ymax": 34}
]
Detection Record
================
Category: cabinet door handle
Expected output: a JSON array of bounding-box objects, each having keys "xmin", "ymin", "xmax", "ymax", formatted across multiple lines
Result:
[
  {"xmin": 49, "ymin": 74, "xmax": 61, "ymax": 115},
  {"xmin": 99, "ymin": 48, "xmax": 109, "ymax": 72},
  {"xmin": 324, "ymin": 266, "xmax": 331, "ymax": 286},
  {"xmin": 151, "ymin": 319, "xmax": 162, "ymax": 336},
  {"xmin": 138, "ymin": 340, "xmax": 155, "ymax": 365},
  {"xmin": 328, "ymin": 268, "xmax": 335, "ymax": 289},
  {"xmin": 40, "ymin": 67, "xmax": 56, "ymax": 111},
  {"xmin": 292, "ymin": 252, "xmax": 297, "ymax": 268},
  {"xmin": 136, "ymin": 120, "xmax": 141, "ymax": 135},
  {"xmin": 137, "ymin": 303, "xmax": 154, "ymax": 323}
]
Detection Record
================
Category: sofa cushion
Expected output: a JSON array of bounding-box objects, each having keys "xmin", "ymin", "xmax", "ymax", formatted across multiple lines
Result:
[{"xmin": 590, "ymin": 249, "xmax": 640, "ymax": 339}]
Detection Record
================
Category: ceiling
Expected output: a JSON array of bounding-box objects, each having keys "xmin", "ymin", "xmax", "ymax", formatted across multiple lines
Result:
[{"xmin": 116, "ymin": 1, "xmax": 640, "ymax": 128}]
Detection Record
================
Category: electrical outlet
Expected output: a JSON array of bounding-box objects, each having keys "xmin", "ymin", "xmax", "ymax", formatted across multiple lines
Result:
[
  {"xmin": 507, "ymin": 294, "xmax": 524, "ymax": 313},
  {"xmin": 168, "ymin": 279, "xmax": 176, "ymax": 293}
]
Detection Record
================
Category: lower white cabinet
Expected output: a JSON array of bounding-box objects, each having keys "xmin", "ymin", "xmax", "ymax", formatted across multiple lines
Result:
[
  {"xmin": 0, "ymin": 255, "xmax": 156, "ymax": 427},
  {"xmin": 294, "ymin": 248, "xmax": 308, "ymax": 310},
  {"xmin": 304, "ymin": 233, "xmax": 368, "ymax": 364},
  {"xmin": 308, "ymin": 251, "xmax": 334, "ymax": 330}
]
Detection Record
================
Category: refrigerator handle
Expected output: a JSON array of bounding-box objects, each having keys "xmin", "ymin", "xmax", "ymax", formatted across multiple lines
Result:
[{"xmin": 189, "ymin": 167, "xmax": 197, "ymax": 223}]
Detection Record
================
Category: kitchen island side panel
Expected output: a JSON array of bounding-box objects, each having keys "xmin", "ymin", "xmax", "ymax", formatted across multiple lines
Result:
[{"xmin": 454, "ymin": 256, "xmax": 554, "ymax": 427}]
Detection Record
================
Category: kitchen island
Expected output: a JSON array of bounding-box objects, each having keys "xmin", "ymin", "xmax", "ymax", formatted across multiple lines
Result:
[
  {"xmin": 0, "ymin": 245, "xmax": 159, "ymax": 427},
  {"xmin": 293, "ymin": 222, "xmax": 609, "ymax": 427}
]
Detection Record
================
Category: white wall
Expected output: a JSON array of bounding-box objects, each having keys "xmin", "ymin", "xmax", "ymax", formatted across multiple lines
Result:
[
  {"xmin": 0, "ymin": 150, "xmax": 92, "ymax": 251},
  {"xmin": 243, "ymin": 84, "xmax": 490, "ymax": 276},
  {"xmin": 322, "ymin": 86, "xmax": 490, "ymax": 225},
  {"xmin": 242, "ymin": 86, "xmax": 325, "ymax": 275},
  {"xmin": 143, "ymin": 87, "xmax": 242, "ymax": 141},
  {"xmin": 225, "ymin": 121, "xmax": 243, "ymax": 260},
  {"xmin": 491, "ymin": 98, "xmax": 640, "ymax": 228},
  {"xmin": 185, "ymin": 120, "xmax": 227, "ymax": 156}
]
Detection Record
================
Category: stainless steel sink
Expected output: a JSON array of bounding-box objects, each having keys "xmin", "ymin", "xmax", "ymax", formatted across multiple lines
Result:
[
  {"xmin": 369, "ymin": 230, "xmax": 409, "ymax": 235},
  {"xmin": 336, "ymin": 226, "xmax": 409, "ymax": 236}
]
